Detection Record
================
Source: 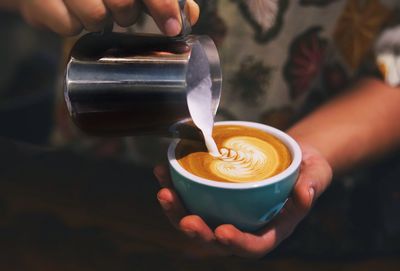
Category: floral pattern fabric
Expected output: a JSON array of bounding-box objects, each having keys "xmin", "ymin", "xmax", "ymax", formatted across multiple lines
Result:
[{"xmin": 206, "ymin": 0, "xmax": 395, "ymax": 126}]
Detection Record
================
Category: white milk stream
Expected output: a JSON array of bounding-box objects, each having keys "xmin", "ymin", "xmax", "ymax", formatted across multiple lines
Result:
[{"xmin": 186, "ymin": 75, "xmax": 220, "ymax": 157}]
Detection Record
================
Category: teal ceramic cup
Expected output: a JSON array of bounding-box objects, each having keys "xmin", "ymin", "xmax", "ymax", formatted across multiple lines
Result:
[{"xmin": 168, "ymin": 121, "xmax": 302, "ymax": 232}]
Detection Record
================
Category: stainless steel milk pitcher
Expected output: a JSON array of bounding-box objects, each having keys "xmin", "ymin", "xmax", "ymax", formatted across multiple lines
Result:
[{"xmin": 64, "ymin": 1, "xmax": 221, "ymax": 137}]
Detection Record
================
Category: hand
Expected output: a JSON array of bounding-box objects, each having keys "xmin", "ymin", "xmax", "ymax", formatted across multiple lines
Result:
[
  {"xmin": 18, "ymin": 0, "xmax": 200, "ymax": 36},
  {"xmin": 154, "ymin": 143, "xmax": 332, "ymax": 258}
]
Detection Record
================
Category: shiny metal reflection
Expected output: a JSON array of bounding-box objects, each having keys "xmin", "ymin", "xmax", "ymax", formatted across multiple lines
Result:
[{"xmin": 64, "ymin": 32, "xmax": 221, "ymax": 138}]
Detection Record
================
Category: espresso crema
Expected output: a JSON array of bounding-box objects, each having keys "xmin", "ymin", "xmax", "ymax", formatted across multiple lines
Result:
[{"xmin": 176, "ymin": 125, "xmax": 292, "ymax": 183}]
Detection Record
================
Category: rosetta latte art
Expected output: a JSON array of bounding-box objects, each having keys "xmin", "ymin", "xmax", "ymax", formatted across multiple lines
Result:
[
  {"xmin": 211, "ymin": 136, "xmax": 281, "ymax": 183},
  {"xmin": 176, "ymin": 125, "xmax": 292, "ymax": 183}
]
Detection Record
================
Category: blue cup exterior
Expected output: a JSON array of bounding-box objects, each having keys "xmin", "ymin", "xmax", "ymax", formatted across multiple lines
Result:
[
  {"xmin": 168, "ymin": 121, "xmax": 301, "ymax": 232},
  {"xmin": 170, "ymin": 166, "xmax": 299, "ymax": 231}
]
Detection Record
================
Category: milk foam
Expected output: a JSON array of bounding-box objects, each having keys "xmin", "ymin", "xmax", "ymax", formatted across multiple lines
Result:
[
  {"xmin": 210, "ymin": 136, "xmax": 280, "ymax": 182},
  {"xmin": 186, "ymin": 75, "xmax": 220, "ymax": 157}
]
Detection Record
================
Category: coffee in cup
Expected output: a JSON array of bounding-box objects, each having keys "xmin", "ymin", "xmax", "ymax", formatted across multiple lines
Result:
[{"xmin": 176, "ymin": 125, "xmax": 292, "ymax": 183}]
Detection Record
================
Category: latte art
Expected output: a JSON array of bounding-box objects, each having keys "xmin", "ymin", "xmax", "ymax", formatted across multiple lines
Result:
[
  {"xmin": 210, "ymin": 136, "xmax": 280, "ymax": 182},
  {"xmin": 176, "ymin": 125, "xmax": 292, "ymax": 183}
]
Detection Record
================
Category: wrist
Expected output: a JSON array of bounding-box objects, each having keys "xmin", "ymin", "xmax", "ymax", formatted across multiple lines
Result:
[
  {"xmin": 286, "ymin": 132, "xmax": 334, "ymax": 180},
  {"xmin": 286, "ymin": 122, "xmax": 346, "ymax": 174}
]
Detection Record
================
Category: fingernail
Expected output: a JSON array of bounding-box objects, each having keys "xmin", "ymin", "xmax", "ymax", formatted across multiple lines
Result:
[
  {"xmin": 158, "ymin": 198, "xmax": 171, "ymax": 211},
  {"xmin": 309, "ymin": 187, "xmax": 315, "ymax": 204},
  {"xmin": 164, "ymin": 18, "xmax": 181, "ymax": 36},
  {"xmin": 183, "ymin": 229, "xmax": 197, "ymax": 239}
]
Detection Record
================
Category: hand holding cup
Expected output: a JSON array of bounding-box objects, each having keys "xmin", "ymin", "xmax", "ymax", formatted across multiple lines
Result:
[{"xmin": 155, "ymin": 122, "xmax": 332, "ymax": 258}]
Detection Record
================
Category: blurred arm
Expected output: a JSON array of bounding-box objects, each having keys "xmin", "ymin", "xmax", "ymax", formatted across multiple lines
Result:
[
  {"xmin": 288, "ymin": 78, "xmax": 400, "ymax": 174},
  {"xmin": 0, "ymin": 0, "xmax": 19, "ymax": 10}
]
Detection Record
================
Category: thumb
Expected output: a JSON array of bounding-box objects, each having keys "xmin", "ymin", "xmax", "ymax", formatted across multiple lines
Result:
[{"xmin": 292, "ymin": 144, "xmax": 333, "ymax": 214}]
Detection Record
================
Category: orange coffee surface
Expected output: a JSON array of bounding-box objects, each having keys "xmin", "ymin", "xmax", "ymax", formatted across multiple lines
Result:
[{"xmin": 176, "ymin": 125, "xmax": 292, "ymax": 183}]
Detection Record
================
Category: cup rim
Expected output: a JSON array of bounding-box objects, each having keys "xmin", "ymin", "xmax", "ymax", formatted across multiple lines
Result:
[{"xmin": 168, "ymin": 121, "xmax": 302, "ymax": 190}]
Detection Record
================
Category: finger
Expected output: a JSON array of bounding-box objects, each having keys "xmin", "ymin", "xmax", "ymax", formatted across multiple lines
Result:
[
  {"xmin": 157, "ymin": 188, "xmax": 186, "ymax": 228},
  {"xmin": 213, "ymin": 203, "xmax": 301, "ymax": 259},
  {"xmin": 292, "ymin": 146, "xmax": 332, "ymax": 212},
  {"xmin": 64, "ymin": 0, "xmax": 109, "ymax": 32},
  {"xmin": 141, "ymin": 0, "xmax": 199, "ymax": 27},
  {"xmin": 186, "ymin": 0, "xmax": 200, "ymax": 25},
  {"xmin": 20, "ymin": 0, "xmax": 83, "ymax": 36},
  {"xmin": 142, "ymin": 0, "xmax": 182, "ymax": 36},
  {"xmin": 153, "ymin": 164, "xmax": 172, "ymax": 188},
  {"xmin": 213, "ymin": 151, "xmax": 333, "ymax": 258},
  {"xmin": 142, "ymin": 0, "xmax": 199, "ymax": 36},
  {"xmin": 229, "ymin": 151, "xmax": 333, "ymax": 257},
  {"xmin": 239, "ymin": 150, "xmax": 332, "ymax": 256},
  {"xmin": 179, "ymin": 215, "xmax": 215, "ymax": 242},
  {"xmin": 103, "ymin": 0, "xmax": 141, "ymax": 27},
  {"xmin": 20, "ymin": 5, "xmax": 45, "ymax": 29},
  {"xmin": 180, "ymin": 215, "xmax": 232, "ymax": 256},
  {"xmin": 214, "ymin": 224, "xmax": 274, "ymax": 258}
]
